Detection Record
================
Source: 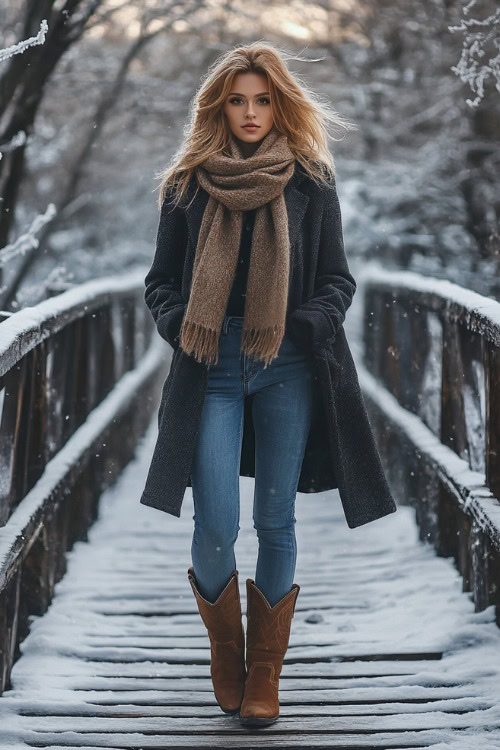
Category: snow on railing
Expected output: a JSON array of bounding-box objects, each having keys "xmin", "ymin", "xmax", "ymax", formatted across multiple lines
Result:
[
  {"xmin": 0, "ymin": 266, "xmax": 167, "ymax": 694},
  {"xmin": 359, "ymin": 261, "xmax": 500, "ymax": 621}
]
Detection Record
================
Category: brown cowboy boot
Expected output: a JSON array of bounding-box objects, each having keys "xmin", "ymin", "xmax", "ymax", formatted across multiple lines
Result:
[
  {"xmin": 239, "ymin": 578, "xmax": 300, "ymax": 726},
  {"xmin": 187, "ymin": 566, "xmax": 246, "ymax": 714}
]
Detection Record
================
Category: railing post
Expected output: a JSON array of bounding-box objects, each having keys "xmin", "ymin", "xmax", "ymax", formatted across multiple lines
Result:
[
  {"xmin": 440, "ymin": 318, "xmax": 467, "ymax": 459},
  {"xmin": 486, "ymin": 341, "xmax": 500, "ymax": 499}
]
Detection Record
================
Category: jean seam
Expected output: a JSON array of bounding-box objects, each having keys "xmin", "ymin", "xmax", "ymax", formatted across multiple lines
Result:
[{"xmin": 236, "ymin": 401, "xmax": 244, "ymax": 536}]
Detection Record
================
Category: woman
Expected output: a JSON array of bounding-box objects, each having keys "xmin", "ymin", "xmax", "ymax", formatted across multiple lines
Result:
[{"xmin": 140, "ymin": 41, "xmax": 397, "ymax": 727}]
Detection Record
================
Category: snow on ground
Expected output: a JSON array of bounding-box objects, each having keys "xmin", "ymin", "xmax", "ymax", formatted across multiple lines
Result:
[{"xmin": 0, "ymin": 407, "xmax": 500, "ymax": 745}]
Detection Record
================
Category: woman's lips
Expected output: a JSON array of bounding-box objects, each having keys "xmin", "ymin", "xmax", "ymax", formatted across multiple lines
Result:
[{"xmin": 242, "ymin": 125, "xmax": 259, "ymax": 130}]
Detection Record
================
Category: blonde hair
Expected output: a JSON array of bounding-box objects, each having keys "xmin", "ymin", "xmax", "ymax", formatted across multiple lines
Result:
[{"xmin": 154, "ymin": 40, "xmax": 358, "ymax": 209}]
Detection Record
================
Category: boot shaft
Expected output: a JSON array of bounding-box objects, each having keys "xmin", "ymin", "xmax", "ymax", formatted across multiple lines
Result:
[
  {"xmin": 188, "ymin": 567, "xmax": 244, "ymax": 645},
  {"xmin": 245, "ymin": 579, "xmax": 300, "ymax": 657}
]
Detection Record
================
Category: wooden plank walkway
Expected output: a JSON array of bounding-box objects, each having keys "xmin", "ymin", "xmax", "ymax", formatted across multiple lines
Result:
[
  {"xmin": 1, "ymin": 414, "xmax": 500, "ymax": 748},
  {"xmin": 2, "ymin": 273, "xmax": 500, "ymax": 749}
]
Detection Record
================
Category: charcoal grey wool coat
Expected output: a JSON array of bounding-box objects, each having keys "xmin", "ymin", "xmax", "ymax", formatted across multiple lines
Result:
[{"xmin": 139, "ymin": 161, "xmax": 398, "ymax": 529}]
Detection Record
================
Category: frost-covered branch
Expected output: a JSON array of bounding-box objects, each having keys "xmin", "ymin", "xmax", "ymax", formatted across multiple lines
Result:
[
  {"xmin": 0, "ymin": 19, "xmax": 47, "ymax": 161},
  {"xmin": 0, "ymin": 204, "xmax": 57, "ymax": 268},
  {"xmin": 0, "ymin": 20, "xmax": 48, "ymax": 64},
  {"xmin": 449, "ymin": 2, "xmax": 500, "ymax": 107},
  {"xmin": 0, "ymin": 130, "xmax": 27, "ymax": 162}
]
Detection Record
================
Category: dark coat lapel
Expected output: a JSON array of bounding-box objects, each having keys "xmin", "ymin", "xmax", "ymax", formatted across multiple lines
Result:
[{"xmin": 184, "ymin": 163, "xmax": 309, "ymax": 254}]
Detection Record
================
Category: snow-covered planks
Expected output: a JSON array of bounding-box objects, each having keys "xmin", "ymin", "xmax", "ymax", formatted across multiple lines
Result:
[{"xmin": 0, "ymin": 413, "xmax": 500, "ymax": 748}]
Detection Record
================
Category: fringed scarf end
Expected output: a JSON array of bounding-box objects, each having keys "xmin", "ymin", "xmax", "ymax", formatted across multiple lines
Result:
[
  {"xmin": 179, "ymin": 319, "xmax": 220, "ymax": 366},
  {"xmin": 242, "ymin": 325, "xmax": 284, "ymax": 368}
]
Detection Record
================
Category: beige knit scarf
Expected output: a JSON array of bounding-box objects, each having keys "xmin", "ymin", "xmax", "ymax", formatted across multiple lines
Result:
[{"xmin": 178, "ymin": 126, "xmax": 296, "ymax": 368}]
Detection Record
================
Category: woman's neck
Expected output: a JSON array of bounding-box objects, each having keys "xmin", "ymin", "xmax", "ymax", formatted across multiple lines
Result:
[{"xmin": 234, "ymin": 136, "xmax": 260, "ymax": 159}]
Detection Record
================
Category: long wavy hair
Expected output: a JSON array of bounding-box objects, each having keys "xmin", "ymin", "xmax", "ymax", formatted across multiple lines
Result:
[{"xmin": 154, "ymin": 41, "xmax": 358, "ymax": 209}]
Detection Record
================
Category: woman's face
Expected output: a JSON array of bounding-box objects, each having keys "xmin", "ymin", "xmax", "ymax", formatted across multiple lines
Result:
[{"xmin": 223, "ymin": 72, "xmax": 274, "ymax": 153}]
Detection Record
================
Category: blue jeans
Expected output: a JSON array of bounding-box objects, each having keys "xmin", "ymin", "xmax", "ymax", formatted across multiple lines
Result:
[{"xmin": 190, "ymin": 314, "xmax": 317, "ymax": 607}]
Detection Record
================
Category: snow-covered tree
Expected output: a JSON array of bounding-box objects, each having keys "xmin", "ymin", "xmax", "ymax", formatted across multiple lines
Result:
[
  {"xmin": 0, "ymin": 20, "xmax": 56, "ymax": 303},
  {"xmin": 449, "ymin": 1, "xmax": 500, "ymax": 107},
  {"xmin": 0, "ymin": 1, "xmax": 105, "ymax": 306}
]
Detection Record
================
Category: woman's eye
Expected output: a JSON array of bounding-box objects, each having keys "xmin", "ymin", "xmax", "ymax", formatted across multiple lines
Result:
[{"xmin": 228, "ymin": 97, "xmax": 270, "ymax": 105}]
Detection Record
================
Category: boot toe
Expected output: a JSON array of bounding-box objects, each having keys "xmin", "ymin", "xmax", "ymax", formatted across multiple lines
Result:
[
  {"xmin": 215, "ymin": 682, "xmax": 245, "ymax": 713},
  {"xmin": 240, "ymin": 694, "xmax": 279, "ymax": 724},
  {"xmin": 219, "ymin": 703, "xmax": 241, "ymax": 714},
  {"xmin": 239, "ymin": 704, "xmax": 279, "ymax": 726},
  {"xmin": 241, "ymin": 701, "xmax": 278, "ymax": 718}
]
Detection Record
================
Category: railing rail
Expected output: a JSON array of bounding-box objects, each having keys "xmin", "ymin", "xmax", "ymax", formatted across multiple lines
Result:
[
  {"xmin": 360, "ymin": 263, "xmax": 500, "ymax": 624},
  {"xmin": 0, "ymin": 266, "xmax": 167, "ymax": 693}
]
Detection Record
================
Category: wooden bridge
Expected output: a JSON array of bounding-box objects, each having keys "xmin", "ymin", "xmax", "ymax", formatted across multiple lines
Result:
[{"xmin": 0, "ymin": 261, "xmax": 500, "ymax": 747}]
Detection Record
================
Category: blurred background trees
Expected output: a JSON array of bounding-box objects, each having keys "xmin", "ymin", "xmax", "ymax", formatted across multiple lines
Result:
[{"xmin": 0, "ymin": 0, "xmax": 498, "ymax": 311}]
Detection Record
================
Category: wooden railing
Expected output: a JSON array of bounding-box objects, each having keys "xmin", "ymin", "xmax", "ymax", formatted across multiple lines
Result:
[
  {"xmin": 0, "ymin": 267, "xmax": 168, "ymax": 693},
  {"xmin": 360, "ymin": 264, "xmax": 500, "ymax": 624}
]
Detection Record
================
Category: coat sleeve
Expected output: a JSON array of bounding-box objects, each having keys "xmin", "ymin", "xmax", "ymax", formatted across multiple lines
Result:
[
  {"xmin": 287, "ymin": 173, "xmax": 356, "ymax": 352},
  {"xmin": 144, "ymin": 188, "xmax": 188, "ymax": 350}
]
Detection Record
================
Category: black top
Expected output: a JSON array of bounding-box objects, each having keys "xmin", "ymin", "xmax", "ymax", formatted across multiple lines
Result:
[{"xmin": 225, "ymin": 209, "xmax": 256, "ymax": 316}]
